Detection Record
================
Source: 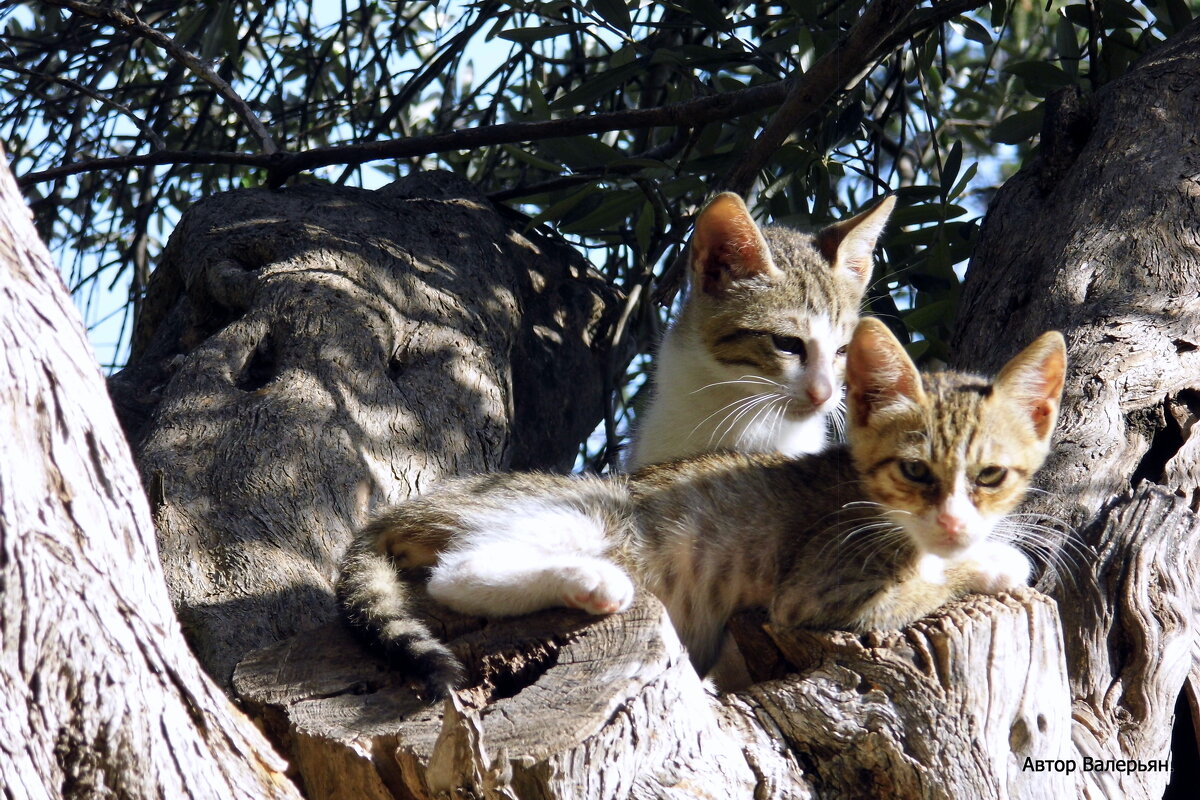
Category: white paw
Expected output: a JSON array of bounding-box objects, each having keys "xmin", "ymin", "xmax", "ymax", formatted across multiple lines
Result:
[
  {"xmin": 559, "ymin": 560, "xmax": 636, "ymax": 615},
  {"xmin": 962, "ymin": 542, "xmax": 1031, "ymax": 594},
  {"xmin": 916, "ymin": 552, "xmax": 947, "ymax": 585}
]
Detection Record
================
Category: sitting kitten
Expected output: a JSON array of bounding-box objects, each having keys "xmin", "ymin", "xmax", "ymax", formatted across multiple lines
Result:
[
  {"xmin": 626, "ymin": 192, "xmax": 895, "ymax": 470},
  {"xmin": 337, "ymin": 318, "xmax": 1066, "ymax": 697}
]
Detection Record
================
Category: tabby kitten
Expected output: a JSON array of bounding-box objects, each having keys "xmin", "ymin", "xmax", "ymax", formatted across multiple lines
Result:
[
  {"xmin": 337, "ymin": 318, "xmax": 1066, "ymax": 697},
  {"xmin": 626, "ymin": 192, "xmax": 896, "ymax": 470}
]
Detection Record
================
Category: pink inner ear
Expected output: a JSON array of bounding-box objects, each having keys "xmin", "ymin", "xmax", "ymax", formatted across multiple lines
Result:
[
  {"xmin": 818, "ymin": 227, "xmax": 870, "ymax": 282},
  {"xmin": 1031, "ymin": 398, "xmax": 1057, "ymax": 438},
  {"xmin": 849, "ymin": 385, "xmax": 875, "ymax": 428},
  {"xmin": 846, "ymin": 325, "xmax": 921, "ymax": 426},
  {"xmin": 694, "ymin": 219, "xmax": 771, "ymax": 295}
]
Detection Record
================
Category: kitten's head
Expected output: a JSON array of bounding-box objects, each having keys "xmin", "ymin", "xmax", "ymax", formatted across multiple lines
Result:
[
  {"xmin": 683, "ymin": 192, "xmax": 895, "ymax": 420},
  {"xmin": 845, "ymin": 318, "xmax": 1066, "ymax": 558}
]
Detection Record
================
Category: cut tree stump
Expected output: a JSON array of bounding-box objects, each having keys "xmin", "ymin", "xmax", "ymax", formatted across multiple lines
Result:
[
  {"xmin": 234, "ymin": 597, "xmax": 810, "ymax": 799},
  {"xmin": 235, "ymin": 587, "xmax": 1090, "ymax": 799}
]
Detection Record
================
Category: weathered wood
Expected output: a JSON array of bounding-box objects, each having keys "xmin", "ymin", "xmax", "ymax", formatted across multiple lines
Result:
[
  {"xmin": 237, "ymin": 588, "xmax": 1080, "ymax": 800},
  {"xmin": 0, "ymin": 145, "xmax": 301, "ymax": 797},
  {"xmin": 1056, "ymin": 488, "xmax": 1198, "ymax": 800},
  {"xmin": 111, "ymin": 171, "xmax": 621, "ymax": 685},
  {"xmin": 234, "ymin": 598, "xmax": 811, "ymax": 799},
  {"xmin": 751, "ymin": 589, "xmax": 1073, "ymax": 799},
  {"xmin": 951, "ymin": 18, "xmax": 1200, "ymax": 799}
]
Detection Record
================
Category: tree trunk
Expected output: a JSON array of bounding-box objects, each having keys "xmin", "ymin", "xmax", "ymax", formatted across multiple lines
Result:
[
  {"xmin": 109, "ymin": 172, "xmax": 622, "ymax": 686},
  {"xmin": 950, "ymin": 18, "xmax": 1200, "ymax": 799},
  {"xmin": 230, "ymin": 20, "xmax": 1200, "ymax": 800},
  {"xmin": 0, "ymin": 148, "xmax": 301, "ymax": 796}
]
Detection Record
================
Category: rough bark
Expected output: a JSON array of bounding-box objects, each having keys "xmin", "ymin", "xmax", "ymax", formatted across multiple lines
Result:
[
  {"xmin": 0, "ymin": 149, "xmax": 301, "ymax": 796},
  {"xmin": 109, "ymin": 172, "xmax": 621, "ymax": 686},
  {"xmin": 237, "ymin": 588, "xmax": 1080, "ymax": 799},
  {"xmin": 234, "ymin": 598, "xmax": 810, "ymax": 799},
  {"xmin": 950, "ymin": 18, "xmax": 1200, "ymax": 799},
  {"xmin": 231, "ymin": 21, "xmax": 1200, "ymax": 800}
]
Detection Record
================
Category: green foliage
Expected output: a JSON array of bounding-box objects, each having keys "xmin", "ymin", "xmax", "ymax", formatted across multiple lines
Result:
[{"xmin": 0, "ymin": 0, "xmax": 1191, "ymax": 465}]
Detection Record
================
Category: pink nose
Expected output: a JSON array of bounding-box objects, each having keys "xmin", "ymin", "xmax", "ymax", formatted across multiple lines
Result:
[
  {"xmin": 807, "ymin": 382, "xmax": 831, "ymax": 407},
  {"xmin": 936, "ymin": 512, "xmax": 965, "ymax": 538}
]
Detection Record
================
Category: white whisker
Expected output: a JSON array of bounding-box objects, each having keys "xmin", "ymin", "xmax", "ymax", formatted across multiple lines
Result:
[
  {"xmin": 827, "ymin": 395, "xmax": 848, "ymax": 442},
  {"xmin": 712, "ymin": 395, "xmax": 779, "ymax": 445},
  {"xmin": 990, "ymin": 515, "xmax": 1090, "ymax": 588},
  {"xmin": 735, "ymin": 398, "xmax": 783, "ymax": 449},
  {"xmin": 689, "ymin": 375, "xmax": 787, "ymax": 395},
  {"xmin": 688, "ymin": 393, "xmax": 771, "ymax": 439}
]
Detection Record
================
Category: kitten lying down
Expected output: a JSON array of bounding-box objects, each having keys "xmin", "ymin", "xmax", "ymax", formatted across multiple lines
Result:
[{"xmin": 337, "ymin": 318, "xmax": 1066, "ymax": 698}]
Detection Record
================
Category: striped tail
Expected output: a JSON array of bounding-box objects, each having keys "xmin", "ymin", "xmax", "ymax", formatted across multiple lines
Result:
[{"xmin": 336, "ymin": 540, "xmax": 464, "ymax": 700}]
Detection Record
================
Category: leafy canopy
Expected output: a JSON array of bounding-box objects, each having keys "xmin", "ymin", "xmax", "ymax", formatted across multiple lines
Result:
[{"xmin": 1, "ymin": 0, "xmax": 1190, "ymax": 463}]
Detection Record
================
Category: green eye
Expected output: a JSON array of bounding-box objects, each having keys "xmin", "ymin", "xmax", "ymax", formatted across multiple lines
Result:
[
  {"xmin": 899, "ymin": 460, "xmax": 933, "ymax": 484},
  {"xmin": 976, "ymin": 466, "xmax": 1008, "ymax": 487}
]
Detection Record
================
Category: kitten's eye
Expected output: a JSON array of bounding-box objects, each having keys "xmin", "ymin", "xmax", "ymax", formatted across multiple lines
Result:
[
  {"xmin": 771, "ymin": 334, "xmax": 807, "ymax": 360},
  {"xmin": 836, "ymin": 345, "xmax": 848, "ymax": 357},
  {"xmin": 976, "ymin": 466, "xmax": 1008, "ymax": 487},
  {"xmin": 898, "ymin": 460, "xmax": 933, "ymax": 484}
]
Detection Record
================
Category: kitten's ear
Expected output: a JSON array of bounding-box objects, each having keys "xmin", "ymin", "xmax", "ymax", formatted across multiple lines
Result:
[
  {"xmin": 994, "ymin": 331, "xmax": 1067, "ymax": 441},
  {"xmin": 690, "ymin": 192, "xmax": 780, "ymax": 296},
  {"xmin": 816, "ymin": 195, "xmax": 896, "ymax": 291},
  {"xmin": 845, "ymin": 317, "xmax": 924, "ymax": 427}
]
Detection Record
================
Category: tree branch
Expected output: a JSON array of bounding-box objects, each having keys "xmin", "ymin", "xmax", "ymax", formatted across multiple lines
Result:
[
  {"xmin": 19, "ymin": 0, "xmax": 988, "ymax": 194},
  {"xmin": 38, "ymin": 0, "xmax": 279, "ymax": 154},
  {"xmin": 0, "ymin": 57, "xmax": 167, "ymax": 150},
  {"xmin": 17, "ymin": 149, "xmax": 277, "ymax": 187},
  {"xmin": 17, "ymin": 80, "xmax": 791, "ymax": 188},
  {"xmin": 720, "ymin": 0, "xmax": 986, "ymax": 196}
]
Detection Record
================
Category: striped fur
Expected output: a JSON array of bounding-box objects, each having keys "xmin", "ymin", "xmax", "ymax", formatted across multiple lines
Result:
[{"xmin": 626, "ymin": 193, "xmax": 895, "ymax": 469}]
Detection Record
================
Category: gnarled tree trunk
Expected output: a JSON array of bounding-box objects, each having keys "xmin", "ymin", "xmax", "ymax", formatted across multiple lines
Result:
[
  {"xmin": 109, "ymin": 172, "xmax": 622, "ymax": 686},
  {"xmin": 0, "ymin": 148, "xmax": 301, "ymax": 797}
]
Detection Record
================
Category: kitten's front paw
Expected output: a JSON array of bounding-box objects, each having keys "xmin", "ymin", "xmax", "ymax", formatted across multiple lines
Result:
[
  {"xmin": 960, "ymin": 541, "xmax": 1031, "ymax": 594},
  {"xmin": 560, "ymin": 561, "xmax": 636, "ymax": 615}
]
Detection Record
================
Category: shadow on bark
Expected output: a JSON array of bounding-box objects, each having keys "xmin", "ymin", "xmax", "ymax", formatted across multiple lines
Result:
[{"xmin": 110, "ymin": 171, "xmax": 623, "ymax": 685}]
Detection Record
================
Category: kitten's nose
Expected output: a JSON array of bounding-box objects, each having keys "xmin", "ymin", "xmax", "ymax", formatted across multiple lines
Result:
[
  {"xmin": 936, "ymin": 512, "xmax": 965, "ymax": 538},
  {"xmin": 806, "ymin": 379, "xmax": 832, "ymax": 407}
]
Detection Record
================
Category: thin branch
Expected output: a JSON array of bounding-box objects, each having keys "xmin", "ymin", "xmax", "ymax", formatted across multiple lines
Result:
[
  {"xmin": 38, "ymin": 0, "xmax": 279, "ymax": 154},
  {"xmin": 18, "ymin": 78, "xmax": 793, "ymax": 187},
  {"xmin": 18, "ymin": 0, "xmax": 990, "ymax": 195},
  {"xmin": 0, "ymin": 58, "xmax": 166, "ymax": 149},
  {"xmin": 876, "ymin": 0, "xmax": 995, "ymax": 55},
  {"xmin": 365, "ymin": 0, "xmax": 502, "ymax": 142},
  {"xmin": 720, "ymin": 0, "xmax": 965, "ymax": 195},
  {"xmin": 17, "ymin": 150, "xmax": 273, "ymax": 186},
  {"xmin": 487, "ymin": 130, "xmax": 690, "ymax": 203}
]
